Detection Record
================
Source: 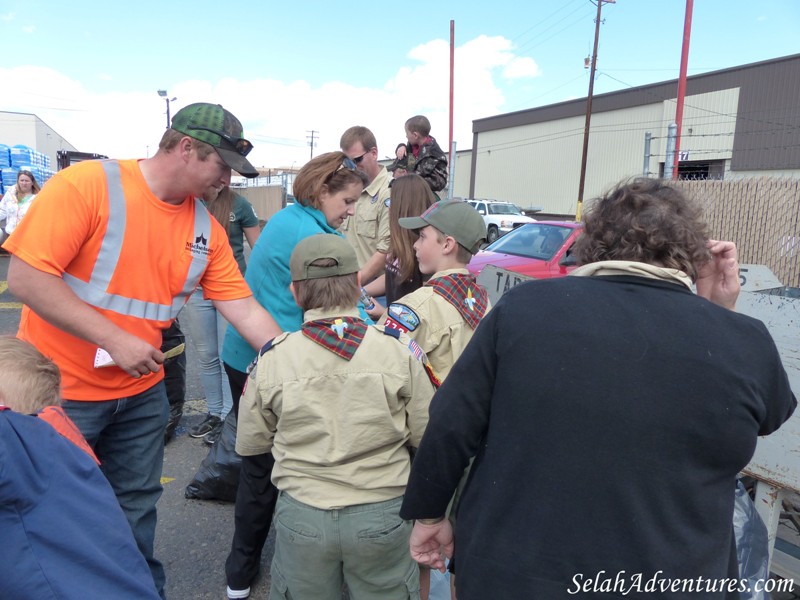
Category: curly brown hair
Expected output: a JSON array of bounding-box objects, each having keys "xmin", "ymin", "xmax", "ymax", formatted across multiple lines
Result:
[{"xmin": 574, "ymin": 178, "xmax": 710, "ymax": 281}]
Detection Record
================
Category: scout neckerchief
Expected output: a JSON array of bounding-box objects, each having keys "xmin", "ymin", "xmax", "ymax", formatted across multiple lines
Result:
[
  {"xmin": 301, "ymin": 316, "xmax": 368, "ymax": 361},
  {"xmin": 426, "ymin": 273, "xmax": 488, "ymax": 329}
]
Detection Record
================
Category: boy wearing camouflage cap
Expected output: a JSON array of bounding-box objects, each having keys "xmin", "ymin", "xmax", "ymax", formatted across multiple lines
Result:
[
  {"xmin": 235, "ymin": 234, "xmax": 436, "ymax": 600},
  {"xmin": 381, "ymin": 200, "xmax": 491, "ymax": 382}
]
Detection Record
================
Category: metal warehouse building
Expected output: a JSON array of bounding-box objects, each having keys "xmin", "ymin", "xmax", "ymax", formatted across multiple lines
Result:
[
  {"xmin": 465, "ymin": 53, "xmax": 800, "ymax": 218},
  {"xmin": 0, "ymin": 111, "xmax": 78, "ymax": 170}
]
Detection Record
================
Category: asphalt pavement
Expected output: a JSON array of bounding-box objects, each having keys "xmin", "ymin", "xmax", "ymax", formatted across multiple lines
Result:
[{"xmin": 0, "ymin": 253, "xmax": 274, "ymax": 599}]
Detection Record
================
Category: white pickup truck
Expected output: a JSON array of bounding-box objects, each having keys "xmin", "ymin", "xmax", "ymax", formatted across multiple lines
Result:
[{"xmin": 466, "ymin": 199, "xmax": 537, "ymax": 243}]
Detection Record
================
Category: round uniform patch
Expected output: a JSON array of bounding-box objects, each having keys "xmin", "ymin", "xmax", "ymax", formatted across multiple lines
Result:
[
  {"xmin": 384, "ymin": 197, "xmax": 391, "ymax": 207},
  {"xmin": 384, "ymin": 303, "xmax": 420, "ymax": 332}
]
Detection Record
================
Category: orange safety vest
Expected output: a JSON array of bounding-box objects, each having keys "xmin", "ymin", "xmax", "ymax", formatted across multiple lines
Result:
[{"xmin": 62, "ymin": 160, "xmax": 210, "ymax": 321}]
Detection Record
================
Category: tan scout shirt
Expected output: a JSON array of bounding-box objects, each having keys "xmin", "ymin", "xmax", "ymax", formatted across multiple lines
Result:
[
  {"xmin": 236, "ymin": 306, "xmax": 435, "ymax": 510},
  {"xmin": 340, "ymin": 167, "xmax": 391, "ymax": 267},
  {"xmin": 381, "ymin": 268, "xmax": 491, "ymax": 381}
]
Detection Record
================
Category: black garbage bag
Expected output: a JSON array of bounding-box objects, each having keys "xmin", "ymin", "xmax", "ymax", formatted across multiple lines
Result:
[{"xmin": 185, "ymin": 410, "xmax": 241, "ymax": 502}]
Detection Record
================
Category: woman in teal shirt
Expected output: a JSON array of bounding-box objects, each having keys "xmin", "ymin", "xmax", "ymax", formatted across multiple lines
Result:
[{"xmin": 221, "ymin": 152, "xmax": 368, "ymax": 599}]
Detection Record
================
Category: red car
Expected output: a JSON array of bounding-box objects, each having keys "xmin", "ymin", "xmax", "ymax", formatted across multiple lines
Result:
[{"xmin": 467, "ymin": 221, "xmax": 582, "ymax": 279}]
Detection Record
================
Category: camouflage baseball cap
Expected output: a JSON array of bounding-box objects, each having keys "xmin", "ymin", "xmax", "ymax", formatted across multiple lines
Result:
[
  {"xmin": 290, "ymin": 234, "xmax": 360, "ymax": 281},
  {"xmin": 399, "ymin": 199, "xmax": 487, "ymax": 254},
  {"xmin": 386, "ymin": 154, "xmax": 416, "ymax": 172},
  {"xmin": 170, "ymin": 103, "xmax": 259, "ymax": 178}
]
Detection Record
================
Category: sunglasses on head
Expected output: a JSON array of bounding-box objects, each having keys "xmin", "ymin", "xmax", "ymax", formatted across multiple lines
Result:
[
  {"xmin": 326, "ymin": 157, "xmax": 358, "ymax": 183},
  {"xmin": 188, "ymin": 125, "xmax": 253, "ymax": 157}
]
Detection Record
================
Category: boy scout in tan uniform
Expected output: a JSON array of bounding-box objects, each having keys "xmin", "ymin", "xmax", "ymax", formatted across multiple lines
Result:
[
  {"xmin": 381, "ymin": 200, "xmax": 490, "ymax": 381},
  {"xmin": 379, "ymin": 200, "xmax": 489, "ymax": 600},
  {"xmin": 236, "ymin": 234, "xmax": 436, "ymax": 600}
]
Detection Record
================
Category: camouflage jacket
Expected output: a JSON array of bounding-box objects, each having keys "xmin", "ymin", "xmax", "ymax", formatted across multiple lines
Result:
[{"xmin": 396, "ymin": 136, "xmax": 449, "ymax": 193}]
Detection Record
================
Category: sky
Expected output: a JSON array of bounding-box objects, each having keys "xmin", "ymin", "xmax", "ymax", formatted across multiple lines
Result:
[{"xmin": 1, "ymin": 0, "xmax": 798, "ymax": 172}]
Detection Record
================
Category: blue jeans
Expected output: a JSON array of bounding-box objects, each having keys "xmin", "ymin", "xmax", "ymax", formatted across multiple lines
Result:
[
  {"xmin": 63, "ymin": 381, "xmax": 169, "ymax": 599},
  {"xmin": 181, "ymin": 289, "xmax": 233, "ymax": 418}
]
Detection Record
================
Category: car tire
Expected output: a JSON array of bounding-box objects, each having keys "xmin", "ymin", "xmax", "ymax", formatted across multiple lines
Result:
[{"xmin": 487, "ymin": 226, "xmax": 499, "ymax": 244}]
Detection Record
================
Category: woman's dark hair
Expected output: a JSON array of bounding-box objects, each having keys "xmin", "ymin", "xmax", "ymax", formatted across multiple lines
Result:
[{"xmin": 574, "ymin": 178, "xmax": 710, "ymax": 281}]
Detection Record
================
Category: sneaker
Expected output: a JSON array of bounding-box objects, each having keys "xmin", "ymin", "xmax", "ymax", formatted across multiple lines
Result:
[
  {"xmin": 189, "ymin": 414, "xmax": 221, "ymax": 438},
  {"xmin": 203, "ymin": 421, "xmax": 223, "ymax": 445},
  {"xmin": 226, "ymin": 585, "xmax": 250, "ymax": 599}
]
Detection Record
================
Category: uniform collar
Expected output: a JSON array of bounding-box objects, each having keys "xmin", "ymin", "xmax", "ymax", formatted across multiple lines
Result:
[
  {"xmin": 303, "ymin": 306, "xmax": 363, "ymax": 323},
  {"xmin": 365, "ymin": 166, "xmax": 390, "ymax": 197},
  {"xmin": 429, "ymin": 267, "xmax": 470, "ymax": 280}
]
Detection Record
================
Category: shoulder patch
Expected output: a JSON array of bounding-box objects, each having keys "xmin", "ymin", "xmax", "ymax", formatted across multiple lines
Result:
[
  {"xmin": 259, "ymin": 332, "xmax": 290, "ymax": 356},
  {"xmin": 382, "ymin": 327, "xmax": 401, "ymax": 339},
  {"xmin": 384, "ymin": 197, "xmax": 391, "ymax": 207},
  {"xmin": 407, "ymin": 338, "xmax": 426, "ymax": 361},
  {"xmin": 385, "ymin": 303, "xmax": 420, "ymax": 333}
]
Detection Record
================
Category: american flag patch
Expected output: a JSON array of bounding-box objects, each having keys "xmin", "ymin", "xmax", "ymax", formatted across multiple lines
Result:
[{"xmin": 408, "ymin": 339, "xmax": 425, "ymax": 361}]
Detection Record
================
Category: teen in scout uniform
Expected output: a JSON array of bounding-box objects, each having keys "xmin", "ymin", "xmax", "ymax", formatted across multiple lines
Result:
[
  {"xmin": 236, "ymin": 234, "xmax": 436, "ymax": 600},
  {"xmin": 381, "ymin": 200, "xmax": 490, "ymax": 381}
]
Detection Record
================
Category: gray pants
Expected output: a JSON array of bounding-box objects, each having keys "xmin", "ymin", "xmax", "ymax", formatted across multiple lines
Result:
[{"xmin": 269, "ymin": 493, "xmax": 420, "ymax": 600}]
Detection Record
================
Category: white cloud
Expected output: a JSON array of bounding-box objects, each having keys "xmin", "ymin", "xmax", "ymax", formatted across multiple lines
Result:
[
  {"xmin": 22, "ymin": 25, "xmax": 34, "ymax": 33},
  {"xmin": 0, "ymin": 35, "xmax": 542, "ymax": 170},
  {"xmin": 503, "ymin": 57, "xmax": 542, "ymax": 79},
  {"xmin": 0, "ymin": 12, "xmax": 15, "ymax": 22}
]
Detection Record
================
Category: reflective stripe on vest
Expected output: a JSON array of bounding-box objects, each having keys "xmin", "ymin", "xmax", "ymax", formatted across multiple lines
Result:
[{"xmin": 62, "ymin": 160, "xmax": 209, "ymax": 321}]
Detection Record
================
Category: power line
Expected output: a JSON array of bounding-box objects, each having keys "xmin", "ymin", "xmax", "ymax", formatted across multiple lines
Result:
[{"xmin": 511, "ymin": 0, "xmax": 585, "ymax": 44}]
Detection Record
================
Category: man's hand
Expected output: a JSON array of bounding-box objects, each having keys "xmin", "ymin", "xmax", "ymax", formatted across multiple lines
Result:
[
  {"xmin": 8, "ymin": 256, "xmax": 162, "ymax": 377},
  {"xmin": 695, "ymin": 239, "xmax": 740, "ymax": 311},
  {"xmin": 104, "ymin": 331, "xmax": 164, "ymax": 378},
  {"xmin": 409, "ymin": 518, "xmax": 453, "ymax": 573},
  {"xmin": 396, "ymin": 145, "xmax": 407, "ymax": 160}
]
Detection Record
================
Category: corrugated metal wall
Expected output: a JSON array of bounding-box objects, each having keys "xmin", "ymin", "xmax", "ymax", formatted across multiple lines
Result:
[
  {"xmin": 655, "ymin": 88, "xmax": 739, "ymax": 167},
  {"xmin": 468, "ymin": 55, "xmax": 800, "ymax": 217},
  {"xmin": 471, "ymin": 103, "xmax": 665, "ymax": 215}
]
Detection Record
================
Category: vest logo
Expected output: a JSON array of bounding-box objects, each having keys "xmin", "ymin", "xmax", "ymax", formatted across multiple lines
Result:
[{"xmin": 187, "ymin": 232, "xmax": 211, "ymax": 258}]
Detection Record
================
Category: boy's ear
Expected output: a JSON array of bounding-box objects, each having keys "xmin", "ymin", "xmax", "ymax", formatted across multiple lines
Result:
[
  {"xmin": 441, "ymin": 235, "xmax": 458, "ymax": 256},
  {"xmin": 289, "ymin": 282, "xmax": 299, "ymax": 304}
]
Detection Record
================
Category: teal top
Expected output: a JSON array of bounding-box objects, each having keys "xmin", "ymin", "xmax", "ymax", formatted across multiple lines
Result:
[
  {"xmin": 222, "ymin": 202, "xmax": 369, "ymax": 373},
  {"xmin": 228, "ymin": 193, "xmax": 259, "ymax": 275}
]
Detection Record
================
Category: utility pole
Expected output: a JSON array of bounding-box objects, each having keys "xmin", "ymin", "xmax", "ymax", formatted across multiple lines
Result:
[
  {"xmin": 576, "ymin": 0, "xmax": 614, "ymax": 222},
  {"xmin": 307, "ymin": 130, "xmax": 318, "ymax": 160},
  {"xmin": 672, "ymin": 0, "xmax": 694, "ymax": 179}
]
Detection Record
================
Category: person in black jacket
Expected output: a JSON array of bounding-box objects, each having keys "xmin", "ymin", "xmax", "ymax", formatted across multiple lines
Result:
[{"xmin": 400, "ymin": 178, "xmax": 796, "ymax": 600}]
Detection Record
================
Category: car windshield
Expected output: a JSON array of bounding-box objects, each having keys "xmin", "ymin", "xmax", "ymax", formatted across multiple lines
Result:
[
  {"xmin": 485, "ymin": 223, "xmax": 571, "ymax": 261},
  {"xmin": 488, "ymin": 203, "xmax": 523, "ymax": 215}
]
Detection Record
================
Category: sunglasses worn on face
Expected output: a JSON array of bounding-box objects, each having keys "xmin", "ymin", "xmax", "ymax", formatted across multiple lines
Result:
[
  {"xmin": 352, "ymin": 149, "xmax": 372, "ymax": 165},
  {"xmin": 189, "ymin": 125, "xmax": 253, "ymax": 157}
]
